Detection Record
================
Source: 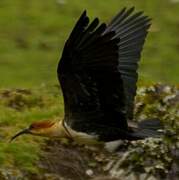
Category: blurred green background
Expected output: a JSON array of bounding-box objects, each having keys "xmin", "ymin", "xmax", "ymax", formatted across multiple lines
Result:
[{"xmin": 0, "ymin": 0, "xmax": 179, "ymax": 88}]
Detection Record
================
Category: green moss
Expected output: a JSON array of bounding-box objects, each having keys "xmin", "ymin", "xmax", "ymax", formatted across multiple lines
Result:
[
  {"xmin": 0, "ymin": 84, "xmax": 178, "ymax": 178},
  {"xmin": 0, "ymin": 86, "xmax": 63, "ymax": 173}
]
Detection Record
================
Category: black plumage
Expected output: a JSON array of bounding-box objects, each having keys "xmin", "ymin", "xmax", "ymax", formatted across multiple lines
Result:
[{"xmin": 57, "ymin": 8, "xmax": 160, "ymax": 142}]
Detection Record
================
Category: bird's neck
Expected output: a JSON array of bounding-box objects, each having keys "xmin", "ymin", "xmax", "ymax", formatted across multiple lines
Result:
[{"xmin": 43, "ymin": 120, "xmax": 72, "ymax": 139}]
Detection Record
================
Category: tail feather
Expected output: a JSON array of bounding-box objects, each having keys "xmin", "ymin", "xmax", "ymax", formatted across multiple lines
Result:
[
  {"xmin": 138, "ymin": 118, "xmax": 163, "ymax": 130},
  {"xmin": 129, "ymin": 118, "xmax": 163, "ymax": 139},
  {"xmin": 131, "ymin": 128, "xmax": 162, "ymax": 139}
]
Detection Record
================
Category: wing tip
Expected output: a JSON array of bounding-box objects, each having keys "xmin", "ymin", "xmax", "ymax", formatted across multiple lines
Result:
[{"xmin": 82, "ymin": 9, "xmax": 87, "ymax": 16}]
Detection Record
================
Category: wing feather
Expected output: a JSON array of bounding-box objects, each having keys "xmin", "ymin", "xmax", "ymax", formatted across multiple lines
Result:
[
  {"xmin": 105, "ymin": 7, "xmax": 151, "ymax": 119},
  {"xmin": 58, "ymin": 10, "xmax": 127, "ymax": 135},
  {"xmin": 57, "ymin": 8, "xmax": 151, "ymax": 140}
]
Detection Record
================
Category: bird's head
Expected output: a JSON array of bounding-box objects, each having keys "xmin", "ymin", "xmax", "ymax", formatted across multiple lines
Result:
[{"xmin": 10, "ymin": 120, "xmax": 66, "ymax": 142}]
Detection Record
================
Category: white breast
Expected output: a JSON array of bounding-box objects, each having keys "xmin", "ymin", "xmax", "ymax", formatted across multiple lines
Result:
[{"xmin": 63, "ymin": 122, "xmax": 102, "ymax": 146}]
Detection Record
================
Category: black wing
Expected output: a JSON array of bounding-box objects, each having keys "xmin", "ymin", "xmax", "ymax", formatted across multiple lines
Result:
[
  {"xmin": 57, "ymin": 8, "xmax": 151, "ymax": 139},
  {"xmin": 57, "ymin": 10, "xmax": 128, "ymax": 136},
  {"xmin": 105, "ymin": 7, "xmax": 151, "ymax": 119}
]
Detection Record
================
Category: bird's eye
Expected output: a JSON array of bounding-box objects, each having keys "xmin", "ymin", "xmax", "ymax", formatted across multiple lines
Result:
[{"xmin": 29, "ymin": 124, "xmax": 35, "ymax": 129}]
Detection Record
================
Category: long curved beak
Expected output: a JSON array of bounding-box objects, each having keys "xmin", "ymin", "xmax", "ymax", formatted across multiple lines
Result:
[{"xmin": 10, "ymin": 128, "xmax": 31, "ymax": 142}]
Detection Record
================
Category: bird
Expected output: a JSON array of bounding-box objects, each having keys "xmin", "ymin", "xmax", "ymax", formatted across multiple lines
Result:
[{"xmin": 11, "ymin": 7, "xmax": 162, "ymax": 147}]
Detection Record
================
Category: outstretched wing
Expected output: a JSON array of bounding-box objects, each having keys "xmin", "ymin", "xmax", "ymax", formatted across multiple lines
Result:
[
  {"xmin": 57, "ymin": 10, "xmax": 128, "ymax": 134},
  {"xmin": 105, "ymin": 7, "xmax": 151, "ymax": 119}
]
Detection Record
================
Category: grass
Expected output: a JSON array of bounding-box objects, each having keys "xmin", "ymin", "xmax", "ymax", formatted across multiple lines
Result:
[
  {"xmin": 0, "ymin": 87, "xmax": 64, "ymax": 172},
  {"xmin": 0, "ymin": 0, "xmax": 179, "ymax": 175},
  {"xmin": 0, "ymin": 0, "xmax": 179, "ymax": 88}
]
